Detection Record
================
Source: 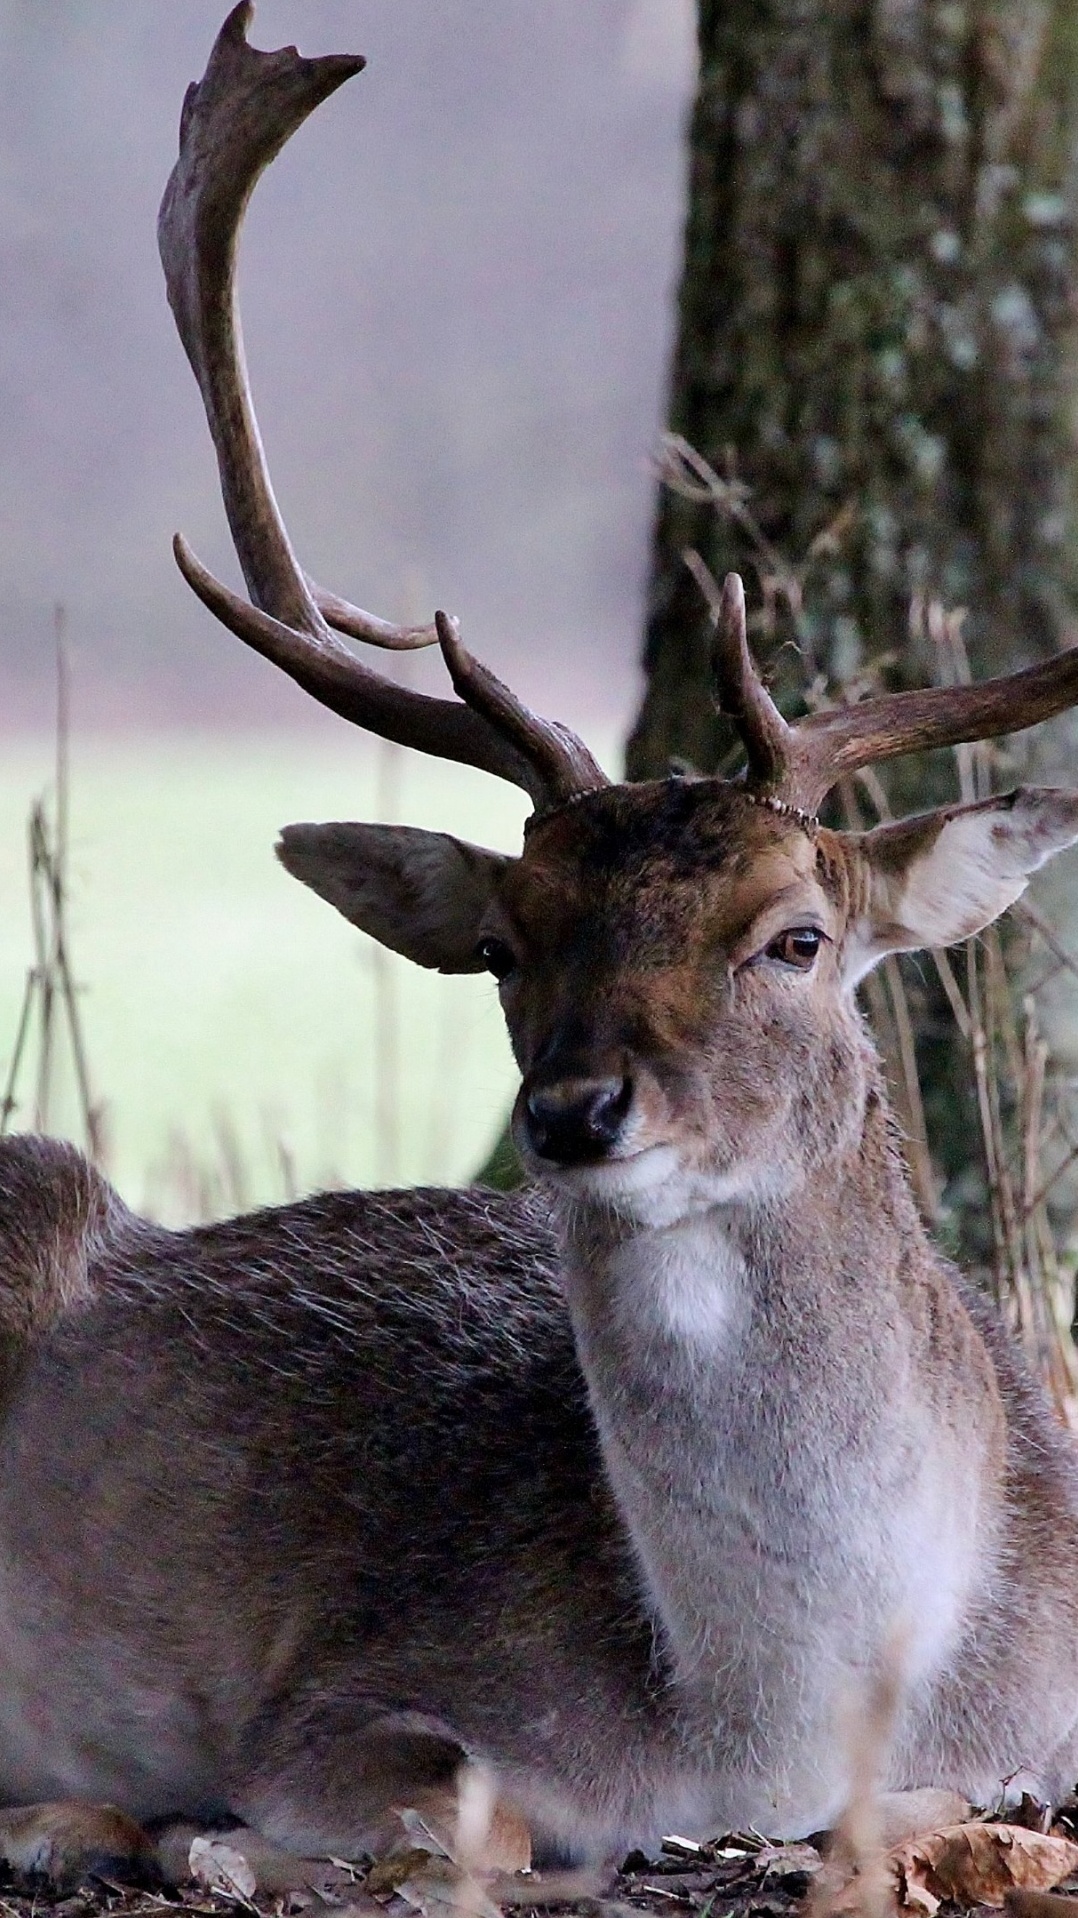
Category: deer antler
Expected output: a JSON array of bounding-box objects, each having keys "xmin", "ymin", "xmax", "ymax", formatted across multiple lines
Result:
[
  {"xmin": 160, "ymin": 2, "xmax": 607, "ymax": 809},
  {"xmin": 708, "ymin": 566, "xmax": 1078, "ymax": 815}
]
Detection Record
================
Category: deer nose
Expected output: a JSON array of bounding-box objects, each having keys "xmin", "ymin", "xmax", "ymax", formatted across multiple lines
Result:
[{"xmin": 523, "ymin": 1075, "xmax": 633, "ymax": 1165}]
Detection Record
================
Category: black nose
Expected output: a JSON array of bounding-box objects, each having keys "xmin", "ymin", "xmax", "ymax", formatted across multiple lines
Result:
[{"xmin": 523, "ymin": 1075, "xmax": 633, "ymax": 1166}]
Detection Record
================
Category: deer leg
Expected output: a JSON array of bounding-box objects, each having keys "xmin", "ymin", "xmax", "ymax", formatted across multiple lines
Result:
[
  {"xmin": 230, "ymin": 1707, "xmax": 529, "ymax": 1868},
  {"xmin": 153, "ymin": 1818, "xmax": 353, "ymax": 1894},
  {"xmin": 0, "ymin": 1804, "xmax": 351, "ymax": 1895},
  {"xmin": 0, "ymin": 1801, "xmax": 157, "ymax": 1887},
  {"xmin": 231, "ymin": 1709, "xmax": 467, "ymax": 1857}
]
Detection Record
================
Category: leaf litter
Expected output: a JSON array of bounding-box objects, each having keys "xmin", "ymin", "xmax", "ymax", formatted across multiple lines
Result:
[{"xmin": 5, "ymin": 1796, "xmax": 1078, "ymax": 1918}]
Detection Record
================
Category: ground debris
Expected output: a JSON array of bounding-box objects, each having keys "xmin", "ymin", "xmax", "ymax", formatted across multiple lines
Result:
[
  {"xmin": 0, "ymin": 1831, "xmax": 806, "ymax": 1918},
  {"xmin": 3, "ymin": 1815, "xmax": 1078, "ymax": 1918},
  {"xmin": 888, "ymin": 1823, "xmax": 1078, "ymax": 1914}
]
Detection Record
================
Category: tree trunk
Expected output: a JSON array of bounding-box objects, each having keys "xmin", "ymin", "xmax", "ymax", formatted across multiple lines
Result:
[{"xmin": 628, "ymin": 0, "xmax": 1078, "ymax": 1269}]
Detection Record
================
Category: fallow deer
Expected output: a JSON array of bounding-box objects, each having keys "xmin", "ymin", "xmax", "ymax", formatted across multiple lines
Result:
[{"xmin": 5, "ymin": 0, "xmax": 1078, "ymax": 1887}]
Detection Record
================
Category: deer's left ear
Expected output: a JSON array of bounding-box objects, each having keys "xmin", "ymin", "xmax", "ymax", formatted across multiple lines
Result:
[{"xmin": 842, "ymin": 788, "xmax": 1078, "ymax": 987}]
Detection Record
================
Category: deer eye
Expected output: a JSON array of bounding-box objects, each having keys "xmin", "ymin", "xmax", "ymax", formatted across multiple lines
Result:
[
  {"xmin": 476, "ymin": 937, "xmax": 517, "ymax": 982},
  {"xmin": 765, "ymin": 926, "xmax": 823, "ymax": 970}
]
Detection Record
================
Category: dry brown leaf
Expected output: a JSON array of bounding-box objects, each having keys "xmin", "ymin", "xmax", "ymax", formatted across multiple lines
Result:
[
  {"xmin": 756, "ymin": 1841, "xmax": 825, "ymax": 1882},
  {"xmin": 889, "ymin": 1821, "xmax": 1078, "ymax": 1912},
  {"xmin": 391, "ymin": 1854, "xmax": 503, "ymax": 1918},
  {"xmin": 188, "ymin": 1834, "xmax": 258, "ymax": 1900},
  {"xmin": 367, "ymin": 1845, "xmax": 436, "ymax": 1895}
]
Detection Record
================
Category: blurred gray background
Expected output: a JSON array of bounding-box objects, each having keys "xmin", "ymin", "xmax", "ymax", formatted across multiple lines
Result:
[{"xmin": 0, "ymin": 0, "xmax": 696, "ymax": 736}]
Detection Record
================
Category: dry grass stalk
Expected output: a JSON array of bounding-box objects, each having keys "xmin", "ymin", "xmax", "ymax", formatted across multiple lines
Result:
[
  {"xmin": 660, "ymin": 434, "xmax": 857, "ymax": 675},
  {"xmin": 921, "ymin": 604, "xmax": 1078, "ymax": 1422},
  {"xmin": 373, "ymin": 654, "xmax": 408, "ymax": 1188},
  {"xmin": 1, "ymin": 608, "xmax": 104, "ymax": 1163},
  {"xmin": 144, "ymin": 1113, "xmax": 328, "ymax": 1226},
  {"xmin": 808, "ymin": 1640, "xmax": 906, "ymax": 1918}
]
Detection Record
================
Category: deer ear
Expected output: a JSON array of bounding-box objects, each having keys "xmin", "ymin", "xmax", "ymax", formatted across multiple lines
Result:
[
  {"xmin": 277, "ymin": 823, "xmax": 511, "ymax": 974},
  {"xmin": 842, "ymin": 788, "xmax": 1078, "ymax": 987}
]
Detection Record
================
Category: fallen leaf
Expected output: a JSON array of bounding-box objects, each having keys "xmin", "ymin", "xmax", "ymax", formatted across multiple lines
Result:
[
  {"xmin": 367, "ymin": 1846, "xmax": 435, "ymax": 1895},
  {"xmin": 889, "ymin": 1822, "xmax": 1078, "ymax": 1912},
  {"xmin": 756, "ymin": 1841, "xmax": 825, "ymax": 1882},
  {"xmin": 188, "ymin": 1834, "xmax": 258, "ymax": 1900},
  {"xmin": 392, "ymin": 1854, "xmax": 502, "ymax": 1918}
]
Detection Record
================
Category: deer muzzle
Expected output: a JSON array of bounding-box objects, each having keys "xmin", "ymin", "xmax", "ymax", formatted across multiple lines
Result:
[{"xmin": 521, "ymin": 1074, "xmax": 634, "ymax": 1167}]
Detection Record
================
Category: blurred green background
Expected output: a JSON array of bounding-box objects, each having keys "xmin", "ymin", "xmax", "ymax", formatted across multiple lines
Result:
[{"xmin": 0, "ymin": 730, "xmax": 609, "ymax": 1218}]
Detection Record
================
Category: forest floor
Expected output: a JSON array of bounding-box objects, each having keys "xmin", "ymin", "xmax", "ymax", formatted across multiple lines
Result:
[
  {"xmin": 6, "ymin": 1807, "xmax": 1078, "ymax": 1918},
  {"xmin": 0, "ymin": 1836, "xmax": 819, "ymax": 1918}
]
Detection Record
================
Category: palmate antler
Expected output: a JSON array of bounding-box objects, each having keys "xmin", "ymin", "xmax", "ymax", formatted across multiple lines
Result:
[
  {"xmin": 710, "ymin": 572, "xmax": 1078, "ymax": 817},
  {"xmin": 159, "ymin": 2, "xmax": 607, "ymax": 811}
]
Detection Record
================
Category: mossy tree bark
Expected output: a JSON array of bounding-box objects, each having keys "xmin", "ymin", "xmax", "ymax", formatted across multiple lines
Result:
[{"xmin": 627, "ymin": 0, "xmax": 1078, "ymax": 1261}]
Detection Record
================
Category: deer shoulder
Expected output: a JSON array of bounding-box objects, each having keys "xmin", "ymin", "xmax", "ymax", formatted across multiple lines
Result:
[{"xmin": 0, "ymin": 1135, "xmax": 129, "ymax": 1345}]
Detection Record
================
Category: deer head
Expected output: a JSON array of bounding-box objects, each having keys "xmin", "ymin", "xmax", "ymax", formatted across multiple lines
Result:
[
  {"xmin": 162, "ymin": 6, "xmax": 1078, "ymax": 1224},
  {"xmin": 279, "ymin": 757, "xmax": 1078, "ymax": 1225}
]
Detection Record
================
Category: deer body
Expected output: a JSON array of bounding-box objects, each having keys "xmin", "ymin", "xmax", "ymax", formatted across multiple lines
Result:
[
  {"xmin": 562, "ymin": 1125, "xmax": 1078, "ymax": 1831},
  {"xmin": 9, "ymin": 2, "xmax": 1078, "ymax": 1884},
  {"xmin": 0, "ymin": 1153, "xmax": 705, "ymax": 1856},
  {"xmin": 1, "ymin": 984, "xmax": 1078, "ymax": 1861}
]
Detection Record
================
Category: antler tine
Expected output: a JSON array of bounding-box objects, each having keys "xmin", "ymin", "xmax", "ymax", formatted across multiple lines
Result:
[
  {"xmin": 160, "ymin": 2, "xmax": 362, "ymax": 643},
  {"xmin": 313, "ymin": 590, "xmax": 436, "ymax": 653},
  {"xmin": 687, "ymin": 559, "xmax": 794, "ymax": 790},
  {"xmin": 160, "ymin": 3, "xmax": 591, "ymax": 806},
  {"xmin": 783, "ymin": 648, "xmax": 1078, "ymax": 813},
  {"xmin": 708, "ymin": 569, "xmax": 794, "ymax": 789},
  {"xmin": 434, "ymin": 613, "xmax": 608, "ymax": 805},
  {"xmin": 692, "ymin": 558, "xmax": 1078, "ymax": 814},
  {"xmin": 169, "ymin": 536, "xmax": 544, "ymax": 793}
]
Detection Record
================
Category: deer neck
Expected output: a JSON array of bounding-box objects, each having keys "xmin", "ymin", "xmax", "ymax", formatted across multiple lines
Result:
[{"xmin": 551, "ymin": 1074, "xmax": 933, "ymax": 1702}]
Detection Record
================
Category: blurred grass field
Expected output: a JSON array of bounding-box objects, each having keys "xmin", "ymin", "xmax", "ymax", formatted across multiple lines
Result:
[{"xmin": 0, "ymin": 727, "xmax": 611, "ymax": 1222}]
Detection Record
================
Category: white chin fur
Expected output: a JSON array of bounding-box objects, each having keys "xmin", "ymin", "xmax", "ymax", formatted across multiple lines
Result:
[
  {"xmin": 533, "ymin": 1135, "xmax": 682, "ymax": 1212},
  {"xmin": 535, "ymin": 1145, "xmax": 800, "ymax": 1228},
  {"xmin": 538, "ymin": 1144, "xmax": 680, "ymax": 1207},
  {"xmin": 541, "ymin": 1147, "xmax": 759, "ymax": 1227}
]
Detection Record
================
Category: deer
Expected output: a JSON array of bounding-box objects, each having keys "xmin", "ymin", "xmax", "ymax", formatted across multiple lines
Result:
[{"xmin": 6, "ymin": 0, "xmax": 1078, "ymax": 1890}]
